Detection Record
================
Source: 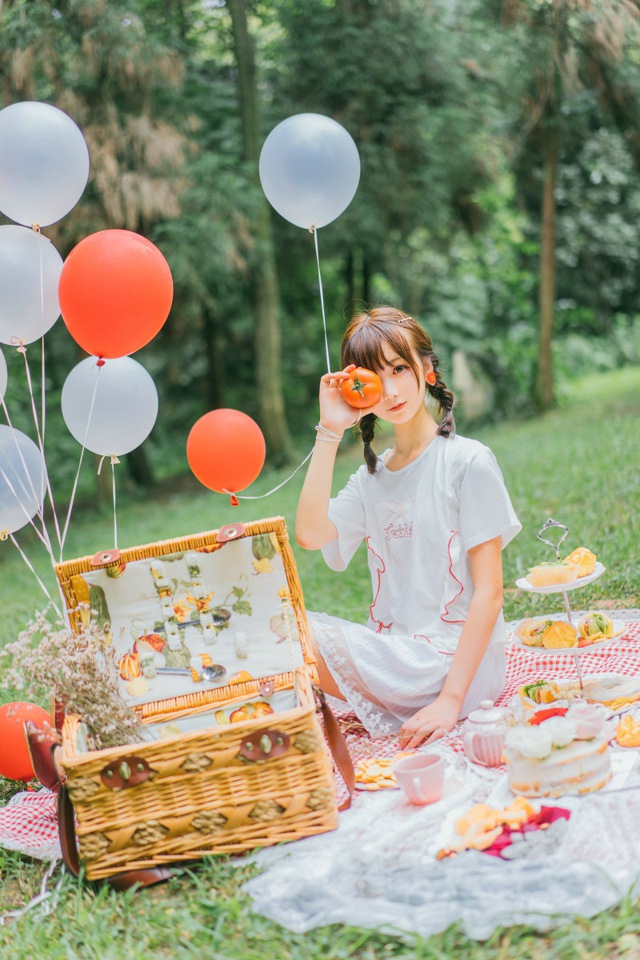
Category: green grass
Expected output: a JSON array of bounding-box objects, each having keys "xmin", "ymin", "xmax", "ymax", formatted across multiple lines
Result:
[{"xmin": 1, "ymin": 365, "xmax": 640, "ymax": 956}]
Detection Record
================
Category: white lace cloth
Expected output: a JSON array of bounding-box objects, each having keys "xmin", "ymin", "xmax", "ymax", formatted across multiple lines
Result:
[{"xmin": 244, "ymin": 748, "xmax": 640, "ymax": 940}]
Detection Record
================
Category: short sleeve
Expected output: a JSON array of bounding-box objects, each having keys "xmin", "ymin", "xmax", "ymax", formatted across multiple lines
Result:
[
  {"xmin": 320, "ymin": 470, "xmax": 367, "ymax": 571},
  {"xmin": 458, "ymin": 446, "xmax": 521, "ymax": 553}
]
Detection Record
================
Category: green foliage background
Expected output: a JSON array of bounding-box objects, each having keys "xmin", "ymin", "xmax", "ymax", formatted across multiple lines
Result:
[{"xmin": 1, "ymin": 0, "xmax": 640, "ymax": 501}]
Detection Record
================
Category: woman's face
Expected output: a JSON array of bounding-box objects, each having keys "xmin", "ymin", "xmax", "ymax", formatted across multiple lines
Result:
[{"xmin": 367, "ymin": 343, "xmax": 432, "ymax": 425}]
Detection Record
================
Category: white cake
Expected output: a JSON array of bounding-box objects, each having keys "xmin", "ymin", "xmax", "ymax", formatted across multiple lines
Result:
[{"xmin": 505, "ymin": 709, "xmax": 611, "ymax": 798}]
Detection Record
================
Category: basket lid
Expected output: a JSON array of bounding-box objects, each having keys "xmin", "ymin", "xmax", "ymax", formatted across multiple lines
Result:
[{"xmin": 55, "ymin": 517, "xmax": 313, "ymax": 717}]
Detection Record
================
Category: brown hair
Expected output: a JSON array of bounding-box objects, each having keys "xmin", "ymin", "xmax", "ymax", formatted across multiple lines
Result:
[{"xmin": 341, "ymin": 306, "xmax": 455, "ymax": 474}]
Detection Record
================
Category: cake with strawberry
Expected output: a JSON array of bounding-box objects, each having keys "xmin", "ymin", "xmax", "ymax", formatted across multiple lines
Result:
[{"xmin": 504, "ymin": 703, "xmax": 611, "ymax": 798}]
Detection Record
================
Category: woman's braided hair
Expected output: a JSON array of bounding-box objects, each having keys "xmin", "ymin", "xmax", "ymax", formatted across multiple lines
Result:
[{"xmin": 341, "ymin": 306, "xmax": 455, "ymax": 475}]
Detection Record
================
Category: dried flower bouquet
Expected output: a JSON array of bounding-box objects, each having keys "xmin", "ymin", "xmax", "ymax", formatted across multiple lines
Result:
[{"xmin": 2, "ymin": 606, "xmax": 147, "ymax": 751}]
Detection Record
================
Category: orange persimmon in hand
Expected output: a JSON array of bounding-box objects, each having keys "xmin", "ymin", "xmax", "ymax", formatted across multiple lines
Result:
[{"xmin": 340, "ymin": 367, "xmax": 383, "ymax": 408}]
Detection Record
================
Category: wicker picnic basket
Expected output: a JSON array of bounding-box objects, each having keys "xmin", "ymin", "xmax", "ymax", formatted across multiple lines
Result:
[{"xmin": 54, "ymin": 516, "xmax": 351, "ymax": 882}]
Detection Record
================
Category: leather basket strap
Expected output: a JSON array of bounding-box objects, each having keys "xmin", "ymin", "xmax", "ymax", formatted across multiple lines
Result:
[
  {"xmin": 57, "ymin": 782, "xmax": 80, "ymax": 877},
  {"xmin": 314, "ymin": 685, "xmax": 356, "ymax": 811},
  {"xmin": 24, "ymin": 722, "xmax": 61, "ymax": 792}
]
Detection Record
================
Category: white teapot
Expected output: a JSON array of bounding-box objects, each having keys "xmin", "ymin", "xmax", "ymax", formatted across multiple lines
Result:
[{"xmin": 461, "ymin": 699, "xmax": 510, "ymax": 767}]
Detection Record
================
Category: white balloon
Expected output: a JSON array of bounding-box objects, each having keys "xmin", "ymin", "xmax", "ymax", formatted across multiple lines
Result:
[
  {"xmin": 0, "ymin": 426, "xmax": 47, "ymax": 535},
  {"xmin": 0, "ymin": 226, "xmax": 63, "ymax": 345},
  {"xmin": 259, "ymin": 113, "xmax": 360, "ymax": 229},
  {"xmin": 0, "ymin": 101, "xmax": 90, "ymax": 227},
  {"xmin": 61, "ymin": 356, "xmax": 159, "ymax": 456},
  {"xmin": 0, "ymin": 348, "xmax": 6, "ymax": 402}
]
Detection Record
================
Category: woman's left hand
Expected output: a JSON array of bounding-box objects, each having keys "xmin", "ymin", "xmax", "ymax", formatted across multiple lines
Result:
[{"xmin": 398, "ymin": 695, "xmax": 462, "ymax": 749}]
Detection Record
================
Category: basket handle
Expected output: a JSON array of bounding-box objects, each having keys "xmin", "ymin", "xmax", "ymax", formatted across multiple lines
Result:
[{"xmin": 314, "ymin": 685, "xmax": 356, "ymax": 810}]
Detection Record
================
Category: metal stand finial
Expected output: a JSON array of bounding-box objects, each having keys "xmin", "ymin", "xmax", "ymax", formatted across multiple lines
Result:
[{"xmin": 536, "ymin": 518, "xmax": 569, "ymax": 560}]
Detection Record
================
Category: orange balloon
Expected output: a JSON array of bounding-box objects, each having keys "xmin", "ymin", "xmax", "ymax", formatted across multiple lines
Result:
[
  {"xmin": 0, "ymin": 701, "xmax": 52, "ymax": 781},
  {"xmin": 59, "ymin": 229, "xmax": 173, "ymax": 358},
  {"xmin": 187, "ymin": 410, "xmax": 266, "ymax": 494}
]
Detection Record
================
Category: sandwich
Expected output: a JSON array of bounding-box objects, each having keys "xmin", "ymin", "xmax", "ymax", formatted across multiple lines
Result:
[
  {"xmin": 577, "ymin": 612, "xmax": 615, "ymax": 645},
  {"xmin": 516, "ymin": 618, "xmax": 552, "ymax": 647},
  {"xmin": 517, "ymin": 678, "xmax": 580, "ymax": 708}
]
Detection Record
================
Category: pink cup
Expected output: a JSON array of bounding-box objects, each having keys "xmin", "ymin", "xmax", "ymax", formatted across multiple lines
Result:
[{"xmin": 394, "ymin": 753, "xmax": 445, "ymax": 806}]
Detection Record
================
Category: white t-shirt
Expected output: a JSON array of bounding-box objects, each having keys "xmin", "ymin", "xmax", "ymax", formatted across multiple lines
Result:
[{"xmin": 321, "ymin": 434, "xmax": 521, "ymax": 653}]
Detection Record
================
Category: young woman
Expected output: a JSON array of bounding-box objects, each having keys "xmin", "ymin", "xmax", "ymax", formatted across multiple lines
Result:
[{"xmin": 295, "ymin": 306, "xmax": 521, "ymax": 748}]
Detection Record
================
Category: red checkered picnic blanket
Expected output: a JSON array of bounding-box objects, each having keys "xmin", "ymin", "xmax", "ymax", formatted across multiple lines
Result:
[
  {"xmin": 2, "ymin": 618, "xmax": 639, "ymax": 860},
  {"xmin": 332, "ymin": 617, "xmax": 640, "ymax": 803}
]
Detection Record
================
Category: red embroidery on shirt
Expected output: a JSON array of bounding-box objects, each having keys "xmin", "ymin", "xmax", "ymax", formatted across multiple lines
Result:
[
  {"xmin": 384, "ymin": 519, "xmax": 413, "ymax": 541},
  {"xmin": 366, "ymin": 537, "xmax": 392, "ymax": 634},
  {"xmin": 413, "ymin": 633, "xmax": 454, "ymax": 656},
  {"xmin": 441, "ymin": 530, "xmax": 465, "ymax": 624}
]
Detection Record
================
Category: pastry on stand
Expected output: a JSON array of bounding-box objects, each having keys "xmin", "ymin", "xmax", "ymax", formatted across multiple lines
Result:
[{"xmin": 514, "ymin": 518, "xmax": 614, "ymax": 690}]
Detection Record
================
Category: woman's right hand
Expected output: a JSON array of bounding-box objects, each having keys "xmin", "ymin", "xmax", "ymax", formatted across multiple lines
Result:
[{"xmin": 318, "ymin": 365, "xmax": 363, "ymax": 436}]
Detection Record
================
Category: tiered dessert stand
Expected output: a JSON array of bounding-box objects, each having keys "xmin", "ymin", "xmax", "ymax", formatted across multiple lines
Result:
[{"xmin": 515, "ymin": 518, "xmax": 608, "ymax": 689}]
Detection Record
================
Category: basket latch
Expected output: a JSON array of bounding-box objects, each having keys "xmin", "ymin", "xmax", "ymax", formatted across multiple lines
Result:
[
  {"xmin": 217, "ymin": 523, "xmax": 246, "ymax": 543},
  {"xmin": 100, "ymin": 756, "xmax": 153, "ymax": 790},
  {"xmin": 238, "ymin": 729, "xmax": 290, "ymax": 762},
  {"xmin": 90, "ymin": 548, "xmax": 122, "ymax": 567}
]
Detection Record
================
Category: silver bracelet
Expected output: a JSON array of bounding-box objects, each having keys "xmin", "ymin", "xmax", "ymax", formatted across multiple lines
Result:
[{"xmin": 315, "ymin": 423, "xmax": 343, "ymax": 442}]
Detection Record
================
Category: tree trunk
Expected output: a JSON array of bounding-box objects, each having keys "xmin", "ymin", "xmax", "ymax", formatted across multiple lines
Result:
[
  {"xmin": 202, "ymin": 305, "xmax": 224, "ymax": 411},
  {"xmin": 228, "ymin": 0, "xmax": 291, "ymax": 464},
  {"xmin": 534, "ymin": 126, "xmax": 559, "ymax": 411},
  {"xmin": 126, "ymin": 446, "xmax": 155, "ymax": 488},
  {"xmin": 345, "ymin": 251, "xmax": 355, "ymax": 308},
  {"xmin": 362, "ymin": 255, "xmax": 372, "ymax": 307}
]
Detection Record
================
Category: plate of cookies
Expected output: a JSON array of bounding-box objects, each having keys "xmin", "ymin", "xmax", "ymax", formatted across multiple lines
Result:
[{"xmin": 354, "ymin": 752, "xmax": 417, "ymax": 790}]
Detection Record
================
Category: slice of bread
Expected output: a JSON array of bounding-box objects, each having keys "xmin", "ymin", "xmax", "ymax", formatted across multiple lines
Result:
[{"xmin": 525, "ymin": 561, "xmax": 578, "ymax": 587}]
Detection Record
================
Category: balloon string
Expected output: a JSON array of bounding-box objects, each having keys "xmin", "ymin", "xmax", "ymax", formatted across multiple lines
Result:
[
  {"xmin": 16, "ymin": 342, "xmax": 62, "ymax": 551},
  {"xmin": 232, "ymin": 447, "xmax": 314, "ymax": 501},
  {"xmin": 8, "ymin": 533, "xmax": 63, "ymax": 619},
  {"xmin": 0, "ymin": 855, "xmax": 64, "ymax": 926},
  {"xmin": 38, "ymin": 236, "xmax": 46, "ymax": 443},
  {"xmin": 59, "ymin": 447, "xmax": 87, "ymax": 561},
  {"xmin": 111, "ymin": 456, "xmax": 119, "ymax": 550},
  {"xmin": 0, "ymin": 464, "xmax": 54, "ymax": 555},
  {"xmin": 311, "ymin": 227, "xmax": 332, "ymax": 373},
  {"xmin": 0, "ymin": 397, "xmax": 56, "ymax": 563},
  {"xmin": 59, "ymin": 364, "xmax": 103, "ymax": 560}
]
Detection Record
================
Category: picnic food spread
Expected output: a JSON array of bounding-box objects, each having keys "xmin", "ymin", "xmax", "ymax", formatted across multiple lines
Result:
[
  {"xmin": 504, "ymin": 705, "xmax": 611, "ymax": 798},
  {"xmin": 436, "ymin": 797, "xmax": 571, "ymax": 860},
  {"xmin": 516, "ymin": 613, "xmax": 622, "ymax": 650}
]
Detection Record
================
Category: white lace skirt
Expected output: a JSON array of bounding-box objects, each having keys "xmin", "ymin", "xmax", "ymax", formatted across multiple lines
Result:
[{"xmin": 308, "ymin": 612, "xmax": 506, "ymax": 738}]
